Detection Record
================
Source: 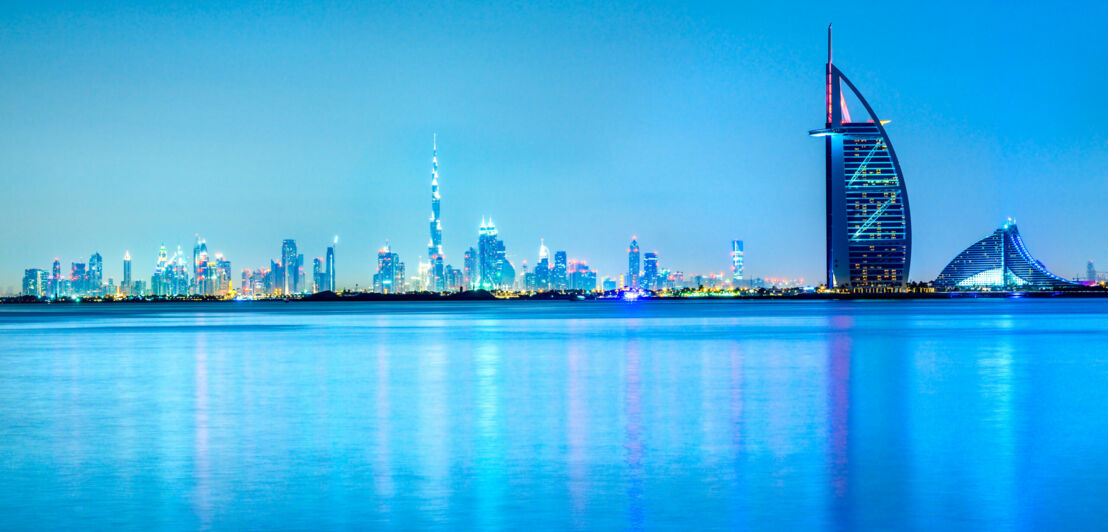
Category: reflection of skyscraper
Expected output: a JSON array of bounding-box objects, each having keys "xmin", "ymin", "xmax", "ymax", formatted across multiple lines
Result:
[
  {"xmin": 281, "ymin": 239, "xmax": 298, "ymax": 294},
  {"xmin": 730, "ymin": 240, "xmax": 744, "ymax": 282},
  {"xmin": 627, "ymin": 238, "xmax": 640, "ymax": 289},
  {"xmin": 428, "ymin": 136, "xmax": 445, "ymax": 291},
  {"xmin": 810, "ymin": 26, "xmax": 911, "ymax": 292}
]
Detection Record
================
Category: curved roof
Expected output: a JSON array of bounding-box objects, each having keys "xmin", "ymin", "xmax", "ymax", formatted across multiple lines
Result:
[{"xmin": 934, "ymin": 222, "xmax": 1078, "ymax": 290}]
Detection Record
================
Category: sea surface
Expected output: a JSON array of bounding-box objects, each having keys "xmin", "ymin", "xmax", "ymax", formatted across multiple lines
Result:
[{"xmin": 2, "ymin": 299, "xmax": 1108, "ymax": 531}]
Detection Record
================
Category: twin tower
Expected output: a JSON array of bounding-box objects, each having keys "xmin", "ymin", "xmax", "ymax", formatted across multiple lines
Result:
[{"xmin": 810, "ymin": 25, "xmax": 911, "ymax": 292}]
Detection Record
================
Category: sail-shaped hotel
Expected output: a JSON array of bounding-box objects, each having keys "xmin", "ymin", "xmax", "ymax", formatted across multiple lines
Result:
[{"xmin": 810, "ymin": 26, "xmax": 911, "ymax": 292}]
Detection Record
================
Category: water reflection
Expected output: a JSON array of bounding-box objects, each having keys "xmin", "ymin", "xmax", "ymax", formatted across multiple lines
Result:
[{"xmin": 2, "ymin": 301, "xmax": 1108, "ymax": 530}]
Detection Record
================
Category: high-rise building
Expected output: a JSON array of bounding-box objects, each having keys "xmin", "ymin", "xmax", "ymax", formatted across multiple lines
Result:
[
  {"xmin": 627, "ymin": 238, "xmax": 640, "ymax": 288},
  {"xmin": 281, "ymin": 239, "xmax": 298, "ymax": 294},
  {"xmin": 122, "ymin": 251, "xmax": 132, "ymax": 295},
  {"xmin": 1087, "ymin": 260, "xmax": 1097, "ymax": 283},
  {"xmin": 88, "ymin": 252, "xmax": 103, "ymax": 293},
  {"xmin": 809, "ymin": 26, "xmax": 910, "ymax": 292},
  {"xmin": 532, "ymin": 240, "xmax": 550, "ymax": 291},
  {"xmin": 463, "ymin": 247, "xmax": 477, "ymax": 289},
  {"xmin": 374, "ymin": 241, "xmax": 403, "ymax": 294},
  {"xmin": 569, "ymin": 261, "xmax": 597, "ymax": 291},
  {"xmin": 642, "ymin": 252, "xmax": 658, "ymax": 290},
  {"xmin": 22, "ymin": 268, "xmax": 45, "ymax": 297},
  {"xmin": 313, "ymin": 258, "xmax": 324, "ymax": 293},
  {"xmin": 50, "ymin": 259, "xmax": 61, "ymax": 298},
  {"xmin": 326, "ymin": 237, "xmax": 336, "ymax": 292},
  {"xmin": 553, "ymin": 251, "xmax": 568, "ymax": 291},
  {"xmin": 70, "ymin": 262, "xmax": 87, "ymax": 296},
  {"xmin": 478, "ymin": 219, "xmax": 508, "ymax": 290},
  {"xmin": 428, "ymin": 136, "xmax": 445, "ymax": 291},
  {"xmin": 730, "ymin": 240, "xmax": 744, "ymax": 283}
]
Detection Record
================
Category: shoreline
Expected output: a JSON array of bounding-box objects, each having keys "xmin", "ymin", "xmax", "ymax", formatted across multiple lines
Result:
[{"xmin": 4, "ymin": 289, "xmax": 1108, "ymax": 304}]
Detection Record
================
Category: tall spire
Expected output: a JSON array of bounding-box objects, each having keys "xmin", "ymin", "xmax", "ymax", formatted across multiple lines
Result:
[{"xmin": 428, "ymin": 134, "xmax": 445, "ymax": 290}]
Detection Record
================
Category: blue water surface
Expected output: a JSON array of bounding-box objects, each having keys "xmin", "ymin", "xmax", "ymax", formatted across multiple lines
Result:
[{"xmin": 2, "ymin": 299, "xmax": 1107, "ymax": 530}]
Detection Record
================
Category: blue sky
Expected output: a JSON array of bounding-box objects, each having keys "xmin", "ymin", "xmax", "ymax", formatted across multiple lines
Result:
[{"xmin": 2, "ymin": 1, "xmax": 1106, "ymax": 290}]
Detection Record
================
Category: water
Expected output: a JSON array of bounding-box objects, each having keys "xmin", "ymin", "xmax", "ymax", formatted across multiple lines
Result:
[{"xmin": 2, "ymin": 299, "xmax": 1108, "ymax": 531}]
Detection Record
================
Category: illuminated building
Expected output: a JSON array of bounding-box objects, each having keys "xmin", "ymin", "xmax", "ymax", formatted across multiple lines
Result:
[
  {"xmin": 281, "ymin": 239, "xmax": 299, "ymax": 294},
  {"xmin": 373, "ymin": 241, "xmax": 404, "ymax": 294},
  {"xmin": 428, "ymin": 136, "xmax": 445, "ymax": 291},
  {"xmin": 642, "ymin": 252, "xmax": 658, "ymax": 290},
  {"xmin": 569, "ymin": 261, "xmax": 597, "ymax": 291},
  {"xmin": 22, "ymin": 269, "xmax": 45, "ymax": 297},
  {"xmin": 532, "ymin": 240, "xmax": 550, "ymax": 290},
  {"xmin": 553, "ymin": 251, "xmax": 568, "ymax": 290},
  {"xmin": 313, "ymin": 258, "xmax": 324, "ymax": 293},
  {"xmin": 810, "ymin": 26, "xmax": 911, "ymax": 292},
  {"xmin": 326, "ymin": 238, "xmax": 336, "ymax": 292},
  {"xmin": 463, "ymin": 247, "xmax": 477, "ymax": 289},
  {"xmin": 627, "ymin": 238, "xmax": 640, "ymax": 288},
  {"xmin": 934, "ymin": 221, "xmax": 1080, "ymax": 290},
  {"xmin": 70, "ymin": 262, "xmax": 87, "ymax": 296},
  {"xmin": 50, "ymin": 259, "xmax": 61, "ymax": 298},
  {"xmin": 731, "ymin": 240, "xmax": 744, "ymax": 282},
  {"xmin": 122, "ymin": 251, "xmax": 132, "ymax": 295},
  {"xmin": 88, "ymin": 253, "xmax": 103, "ymax": 294},
  {"xmin": 477, "ymin": 219, "xmax": 509, "ymax": 290}
]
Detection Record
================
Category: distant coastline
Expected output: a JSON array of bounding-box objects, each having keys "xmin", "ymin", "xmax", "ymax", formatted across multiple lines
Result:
[{"xmin": 4, "ymin": 289, "xmax": 1108, "ymax": 305}]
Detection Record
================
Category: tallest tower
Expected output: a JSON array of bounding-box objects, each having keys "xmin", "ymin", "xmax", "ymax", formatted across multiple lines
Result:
[
  {"xmin": 428, "ymin": 135, "xmax": 445, "ymax": 291},
  {"xmin": 810, "ymin": 25, "xmax": 911, "ymax": 292}
]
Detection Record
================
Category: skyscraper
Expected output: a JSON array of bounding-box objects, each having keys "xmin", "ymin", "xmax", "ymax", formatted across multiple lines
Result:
[
  {"xmin": 123, "ymin": 251, "xmax": 132, "ymax": 295},
  {"xmin": 627, "ymin": 238, "xmax": 640, "ymax": 289},
  {"xmin": 326, "ymin": 237, "xmax": 336, "ymax": 292},
  {"xmin": 730, "ymin": 240, "xmax": 744, "ymax": 283},
  {"xmin": 463, "ymin": 247, "xmax": 477, "ymax": 289},
  {"xmin": 428, "ymin": 135, "xmax": 445, "ymax": 291},
  {"xmin": 88, "ymin": 252, "xmax": 103, "ymax": 294},
  {"xmin": 281, "ymin": 239, "xmax": 298, "ymax": 294},
  {"xmin": 533, "ymin": 240, "xmax": 550, "ymax": 290},
  {"xmin": 313, "ymin": 258, "xmax": 324, "ymax": 293},
  {"xmin": 642, "ymin": 252, "xmax": 658, "ymax": 290},
  {"xmin": 810, "ymin": 26, "xmax": 911, "ymax": 292},
  {"xmin": 478, "ymin": 219, "xmax": 508, "ymax": 290},
  {"xmin": 51, "ymin": 259, "xmax": 61, "ymax": 298},
  {"xmin": 553, "ymin": 251, "xmax": 568, "ymax": 291},
  {"xmin": 1087, "ymin": 260, "xmax": 1097, "ymax": 283},
  {"xmin": 22, "ymin": 269, "xmax": 45, "ymax": 297}
]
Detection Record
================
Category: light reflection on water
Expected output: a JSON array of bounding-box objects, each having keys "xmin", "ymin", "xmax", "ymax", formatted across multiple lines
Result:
[{"xmin": 2, "ymin": 300, "xmax": 1108, "ymax": 530}]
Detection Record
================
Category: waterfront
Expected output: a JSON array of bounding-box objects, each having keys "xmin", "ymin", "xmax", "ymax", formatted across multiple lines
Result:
[{"xmin": 2, "ymin": 300, "xmax": 1108, "ymax": 530}]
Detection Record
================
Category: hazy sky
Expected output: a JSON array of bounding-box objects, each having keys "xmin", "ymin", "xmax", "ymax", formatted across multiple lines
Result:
[{"xmin": 2, "ymin": 1, "xmax": 1107, "ymax": 291}]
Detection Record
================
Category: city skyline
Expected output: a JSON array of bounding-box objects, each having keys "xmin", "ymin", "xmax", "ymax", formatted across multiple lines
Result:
[{"xmin": 3, "ymin": 3, "xmax": 1108, "ymax": 291}]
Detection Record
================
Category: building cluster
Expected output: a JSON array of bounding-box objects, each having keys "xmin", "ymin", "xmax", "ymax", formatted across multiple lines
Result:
[{"xmin": 20, "ymin": 137, "xmax": 759, "ymax": 299}]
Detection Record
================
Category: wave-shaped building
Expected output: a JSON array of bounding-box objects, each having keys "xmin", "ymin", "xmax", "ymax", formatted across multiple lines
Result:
[
  {"xmin": 810, "ymin": 26, "xmax": 911, "ymax": 292},
  {"xmin": 934, "ymin": 221, "xmax": 1079, "ymax": 290}
]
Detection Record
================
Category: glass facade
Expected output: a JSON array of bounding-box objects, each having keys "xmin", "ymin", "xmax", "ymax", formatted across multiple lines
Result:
[
  {"xmin": 811, "ymin": 28, "xmax": 911, "ymax": 292},
  {"xmin": 934, "ymin": 222, "xmax": 1078, "ymax": 290}
]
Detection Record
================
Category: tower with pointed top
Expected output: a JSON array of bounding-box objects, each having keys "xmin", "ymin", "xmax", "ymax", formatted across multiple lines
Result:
[
  {"xmin": 428, "ymin": 135, "xmax": 445, "ymax": 291},
  {"xmin": 810, "ymin": 25, "xmax": 911, "ymax": 292}
]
